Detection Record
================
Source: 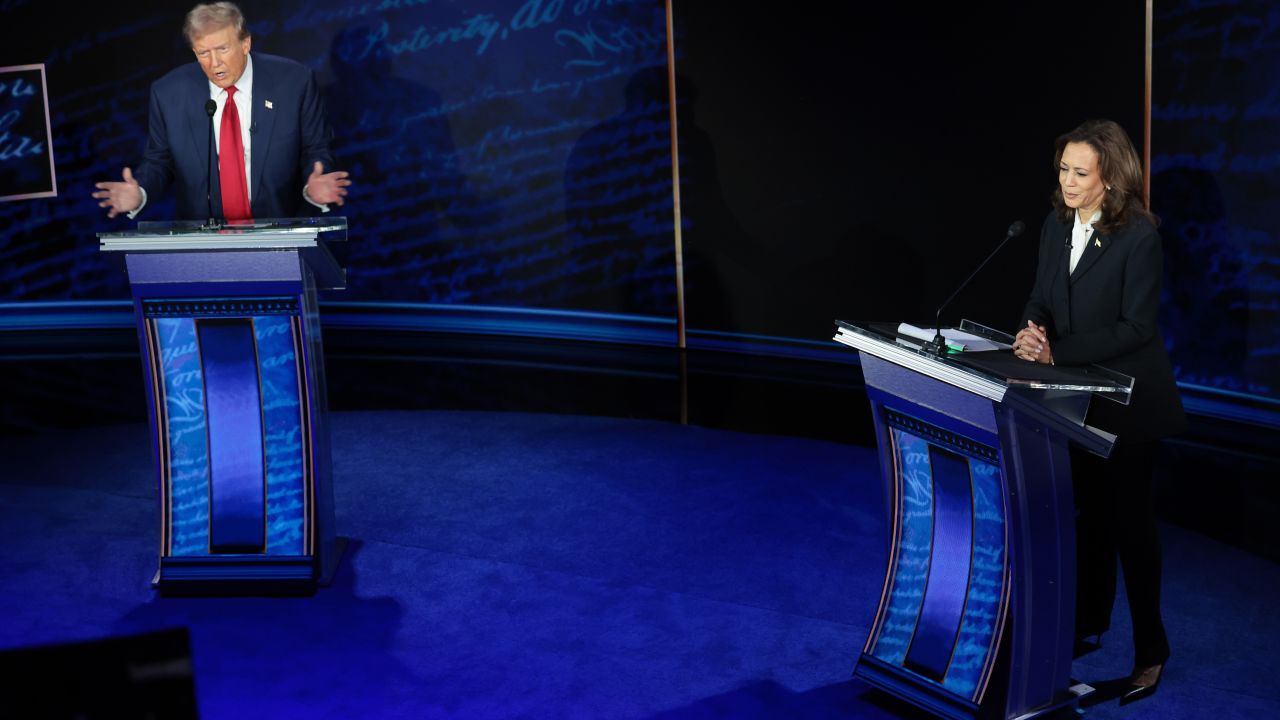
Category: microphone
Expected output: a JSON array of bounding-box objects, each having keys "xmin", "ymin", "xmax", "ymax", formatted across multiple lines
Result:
[
  {"xmin": 926, "ymin": 220, "xmax": 1026, "ymax": 355},
  {"xmin": 203, "ymin": 99, "xmax": 220, "ymax": 230}
]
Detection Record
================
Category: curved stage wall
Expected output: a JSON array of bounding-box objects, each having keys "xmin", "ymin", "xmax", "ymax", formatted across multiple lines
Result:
[{"xmin": 1, "ymin": 0, "xmax": 1278, "ymax": 425}]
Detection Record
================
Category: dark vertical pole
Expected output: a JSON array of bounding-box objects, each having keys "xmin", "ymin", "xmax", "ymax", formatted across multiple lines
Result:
[
  {"xmin": 665, "ymin": 0, "xmax": 685, "ymax": 351},
  {"xmin": 665, "ymin": 0, "xmax": 689, "ymax": 425}
]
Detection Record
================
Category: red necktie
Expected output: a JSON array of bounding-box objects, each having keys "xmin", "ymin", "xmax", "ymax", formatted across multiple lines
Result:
[{"xmin": 219, "ymin": 86, "xmax": 251, "ymax": 222}]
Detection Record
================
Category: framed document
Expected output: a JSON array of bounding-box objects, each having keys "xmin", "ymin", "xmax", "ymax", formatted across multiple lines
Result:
[{"xmin": 1, "ymin": 63, "xmax": 57, "ymax": 202}]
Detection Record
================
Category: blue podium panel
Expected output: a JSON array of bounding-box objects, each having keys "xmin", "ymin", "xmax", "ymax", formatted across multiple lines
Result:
[
  {"xmin": 951, "ymin": 459, "xmax": 1007, "ymax": 698},
  {"xmin": 835, "ymin": 322, "xmax": 1119, "ymax": 720},
  {"xmin": 102, "ymin": 220, "xmax": 346, "ymax": 594},
  {"xmin": 198, "ymin": 318, "xmax": 267, "ymax": 554},
  {"xmin": 904, "ymin": 445, "xmax": 974, "ymax": 682},
  {"xmin": 254, "ymin": 315, "xmax": 308, "ymax": 557},
  {"xmin": 143, "ymin": 298, "xmax": 318, "ymax": 586},
  {"xmin": 861, "ymin": 402, "xmax": 1010, "ymax": 716},
  {"xmin": 151, "ymin": 316, "xmax": 210, "ymax": 557}
]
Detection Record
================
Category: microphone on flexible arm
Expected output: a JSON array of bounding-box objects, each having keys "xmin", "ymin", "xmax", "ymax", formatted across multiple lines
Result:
[
  {"xmin": 925, "ymin": 220, "xmax": 1026, "ymax": 355},
  {"xmin": 202, "ymin": 99, "xmax": 220, "ymax": 230}
]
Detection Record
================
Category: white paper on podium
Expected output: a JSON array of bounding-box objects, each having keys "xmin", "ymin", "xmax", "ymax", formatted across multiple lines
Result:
[{"xmin": 896, "ymin": 323, "xmax": 1013, "ymax": 352}]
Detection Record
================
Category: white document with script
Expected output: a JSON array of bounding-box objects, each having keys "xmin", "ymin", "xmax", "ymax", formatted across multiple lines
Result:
[{"xmin": 896, "ymin": 323, "xmax": 1012, "ymax": 352}]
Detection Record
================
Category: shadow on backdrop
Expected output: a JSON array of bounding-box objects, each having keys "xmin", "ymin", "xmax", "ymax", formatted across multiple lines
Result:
[
  {"xmin": 324, "ymin": 23, "xmax": 495, "ymax": 301},
  {"xmin": 1151, "ymin": 166, "xmax": 1249, "ymax": 393},
  {"xmin": 564, "ymin": 65, "xmax": 680, "ymax": 316}
]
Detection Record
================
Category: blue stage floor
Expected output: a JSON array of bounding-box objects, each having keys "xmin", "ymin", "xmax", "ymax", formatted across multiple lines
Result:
[{"xmin": 2, "ymin": 411, "xmax": 1277, "ymax": 718}]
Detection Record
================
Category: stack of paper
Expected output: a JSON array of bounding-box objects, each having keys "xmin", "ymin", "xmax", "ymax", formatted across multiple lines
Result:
[{"xmin": 896, "ymin": 323, "xmax": 1012, "ymax": 352}]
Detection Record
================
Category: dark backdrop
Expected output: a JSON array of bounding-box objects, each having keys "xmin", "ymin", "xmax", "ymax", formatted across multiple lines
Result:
[
  {"xmin": 0, "ymin": 0, "xmax": 678, "ymax": 312},
  {"xmin": 1152, "ymin": 0, "xmax": 1280, "ymax": 401},
  {"xmin": 673, "ymin": 2, "xmax": 1146, "ymax": 339},
  {"xmin": 15, "ymin": 1, "xmax": 1273, "ymax": 404},
  {"xmin": 0, "ymin": 0, "xmax": 1144, "ymax": 332}
]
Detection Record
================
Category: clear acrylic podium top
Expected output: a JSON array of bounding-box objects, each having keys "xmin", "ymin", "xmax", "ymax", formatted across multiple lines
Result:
[
  {"xmin": 98, "ymin": 217, "xmax": 348, "ymax": 289},
  {"xmin": 99, "ymin": 217, "xmax": 347, "ymax": 252},
  {"xmin": 834, "ymin": 318, "xmax": 1134, "ymax": 405}
]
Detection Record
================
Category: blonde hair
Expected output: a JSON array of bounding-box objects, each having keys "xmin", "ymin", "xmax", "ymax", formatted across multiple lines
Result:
[{"xmin": 184, "ymin": 2, "xmax": 248, "ymax": 45}]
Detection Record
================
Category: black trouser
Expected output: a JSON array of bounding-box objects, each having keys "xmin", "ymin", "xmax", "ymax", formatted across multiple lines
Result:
[{"xmin": 1071, "ymin": 441, "xmax": 1170, "ymax": 668}]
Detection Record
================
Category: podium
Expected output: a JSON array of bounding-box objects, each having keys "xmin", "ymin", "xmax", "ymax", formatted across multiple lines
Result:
[
  {"xmin": 99, "ymin": 218, "xmax": 347, "ymax": 594},
  {"xmin": 833, "ymin": 320, "xmax": 1133, "ymax": 720}
]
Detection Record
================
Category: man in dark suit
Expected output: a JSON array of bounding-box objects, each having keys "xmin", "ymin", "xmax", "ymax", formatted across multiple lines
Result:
[
  {"xmin": 1012, "ymin": 119, "xmax": 1185, "ymax": 705},
  {"xmin": 93, "ymin": 2, "xmax": 350, "ymax": 220}
]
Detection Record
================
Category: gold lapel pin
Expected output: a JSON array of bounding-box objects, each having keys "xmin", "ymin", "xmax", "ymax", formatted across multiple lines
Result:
[
  {"xmin": 265, "ymin": 100, "xmax": 273, "ymax": 109},
  {"xmin": 1094, "ymin": 237, "xmax": 1101, "ymax": 248}
]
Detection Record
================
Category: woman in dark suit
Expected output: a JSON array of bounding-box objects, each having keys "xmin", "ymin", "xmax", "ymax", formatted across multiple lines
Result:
[{"xmin": 1011, "ymin": 119, "xmax": 1185, "ymax": 704}]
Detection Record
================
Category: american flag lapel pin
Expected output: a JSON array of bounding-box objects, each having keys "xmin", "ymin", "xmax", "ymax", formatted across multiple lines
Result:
[{"xmin": 265, "ymin": 100, "xmax": 273, "ymax": 109}]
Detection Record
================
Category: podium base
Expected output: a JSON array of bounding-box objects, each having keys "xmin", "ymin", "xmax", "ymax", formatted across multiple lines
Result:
[{"xmin": 150, "ymin": 537, "xmax": 349, "ymax": 596}]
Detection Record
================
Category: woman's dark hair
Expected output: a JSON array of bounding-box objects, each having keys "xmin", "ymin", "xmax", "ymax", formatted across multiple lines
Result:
[{"xmin": 1050, "ymin": 119, "xmax": 1158, "ymax": 234}]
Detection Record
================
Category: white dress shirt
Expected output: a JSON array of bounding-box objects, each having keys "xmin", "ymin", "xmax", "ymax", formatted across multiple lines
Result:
[
  {"xmin": 1069, "ymin": 209, "xmax": 1100, "ymax": 273},
  {"xmin": 210, "ymin": 54, "xmax": 254, "ymax": 200}
]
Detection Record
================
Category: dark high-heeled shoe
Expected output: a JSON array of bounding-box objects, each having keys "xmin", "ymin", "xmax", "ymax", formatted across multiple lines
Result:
[{"xmin": 1119, "ymin": 663, "xmax": 1163, "ymax": 705}]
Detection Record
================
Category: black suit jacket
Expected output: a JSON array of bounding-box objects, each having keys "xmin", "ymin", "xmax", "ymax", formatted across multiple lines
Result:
[
  {"xmin": 134, "ymin": 53, "xmax": 335, "ymax": 220},
  {"xmin": 1021, "ymin": 209, "xmax": 1186, "ymax": 443}
]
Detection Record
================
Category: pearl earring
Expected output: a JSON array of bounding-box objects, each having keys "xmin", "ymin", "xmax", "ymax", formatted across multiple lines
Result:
[{"xmin": 1106, "ymin": 185, "xmax": 1112, "ymax": 191}]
